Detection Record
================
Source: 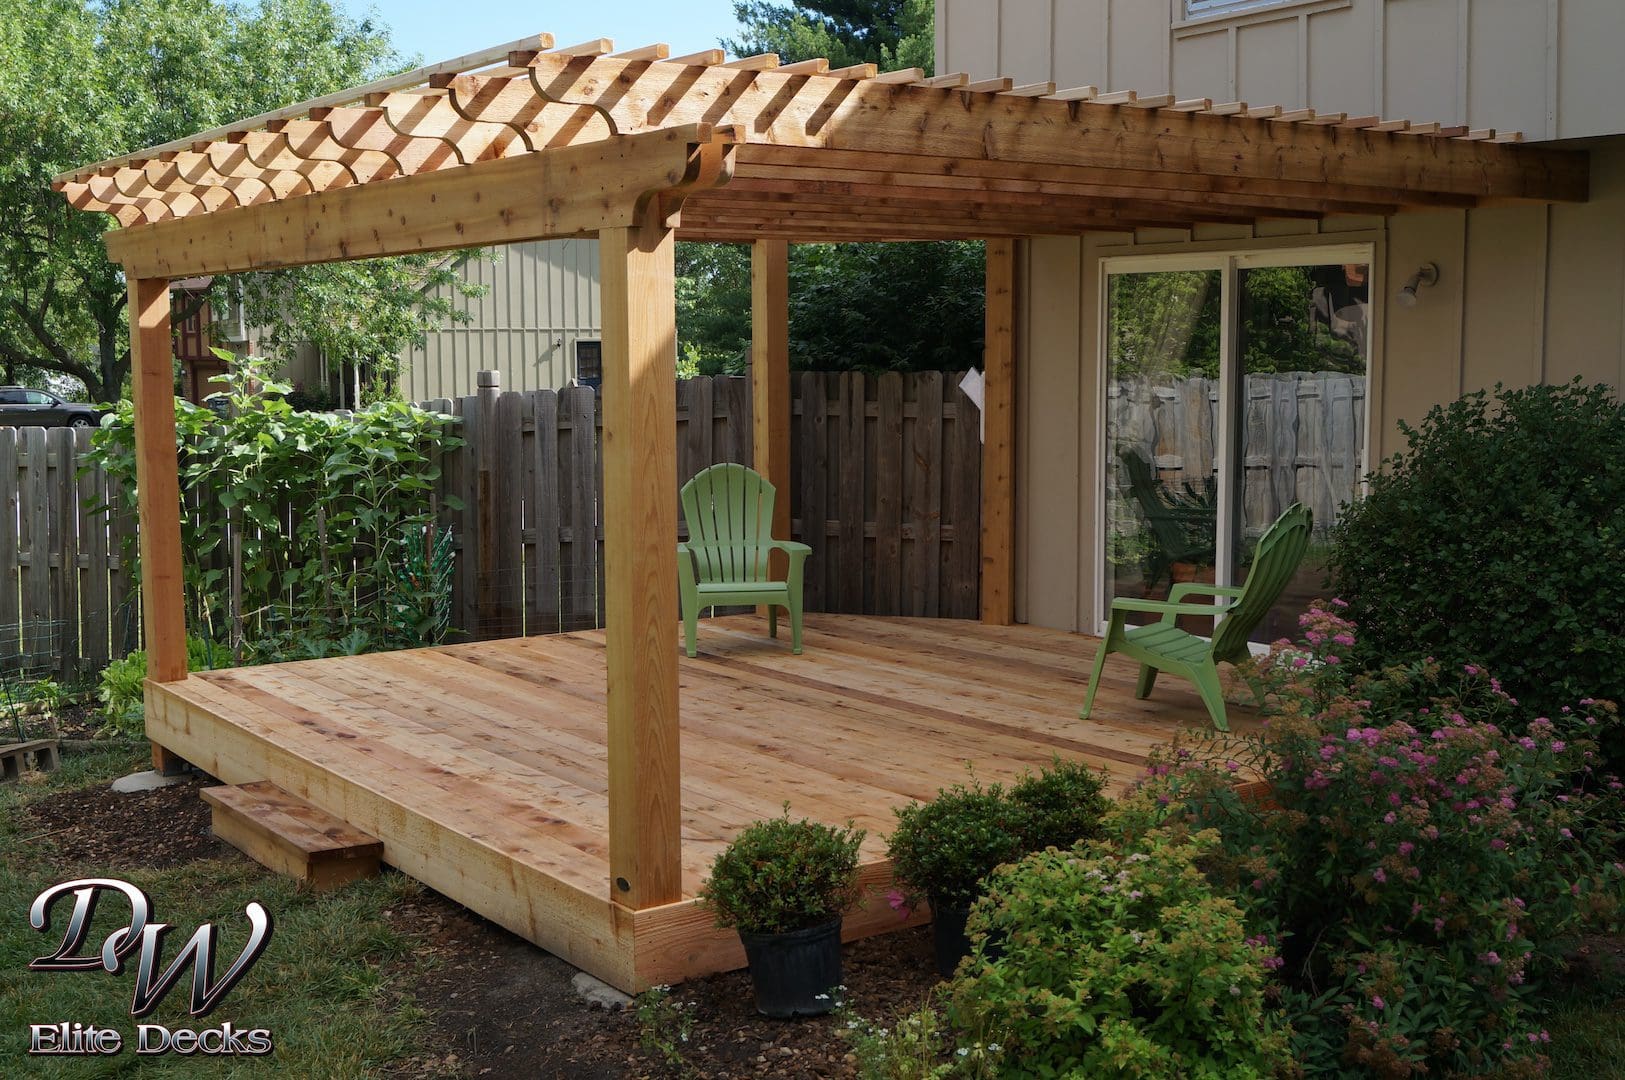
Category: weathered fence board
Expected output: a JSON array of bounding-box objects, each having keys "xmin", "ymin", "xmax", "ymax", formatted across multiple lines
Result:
[{"xmin": 1107, "ymin": 372, "xmax": 1367, "ymax": 540}]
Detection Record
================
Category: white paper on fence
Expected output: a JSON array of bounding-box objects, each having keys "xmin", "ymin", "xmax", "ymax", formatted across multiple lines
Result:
[{"xmin": 958, "ymin": 367, "xmax": 985, "ymax": 443}]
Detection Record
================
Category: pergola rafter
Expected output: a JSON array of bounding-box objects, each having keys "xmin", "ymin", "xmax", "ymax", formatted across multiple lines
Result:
[{"xmin": 57, "ymin": 31, "xmax": 1592, "ymax": 964}]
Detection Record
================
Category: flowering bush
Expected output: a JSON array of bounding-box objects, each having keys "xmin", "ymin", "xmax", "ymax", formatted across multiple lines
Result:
[
  {"xmin": 943, "ymin": 830, "xmax": 1293, "ymax": 1078},
  {"xmin": 1117, "ymin": 601, "xmax": 1625, "ymax": 1077}
]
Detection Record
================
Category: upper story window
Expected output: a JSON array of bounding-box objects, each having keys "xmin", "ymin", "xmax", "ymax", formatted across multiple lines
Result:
[{"xmin": 1184, "ymin": 0, "xmax": 1287, "ymax": 18}]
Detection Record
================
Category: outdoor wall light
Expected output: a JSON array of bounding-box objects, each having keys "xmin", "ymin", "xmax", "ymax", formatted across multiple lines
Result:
[{"xmin": 1397, "ymin": 263, "xmax": 1440, "ymax": 307}]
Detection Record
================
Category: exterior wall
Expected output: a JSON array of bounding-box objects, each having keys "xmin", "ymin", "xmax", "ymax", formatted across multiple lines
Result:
[
  {"xmin": 946, "ymin": 0, "xmax": 1625, "ymax": 633},
  {"xmin": 399, "ymin": 239, "xmax": 601, "ymax": 401},
  {"xmin": 1007, "ymin": 148, "xmax": 1625, "ymax": 633},
  {"xmin": 941, "ymin": 0, "xmax": 1625, "ymax": 141}
]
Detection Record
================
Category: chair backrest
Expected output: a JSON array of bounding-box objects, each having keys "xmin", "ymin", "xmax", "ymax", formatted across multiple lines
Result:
[
  {"xmin": 1209, "ymin": 502, "xmax": 1313, "ymax": 661},
  {"xmin": 680, "ymin": 463, "xmax": 777, "ymax": 584}
]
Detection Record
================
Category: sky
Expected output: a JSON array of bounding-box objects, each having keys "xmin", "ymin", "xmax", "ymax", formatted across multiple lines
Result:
[{"xmin": 342, "ymin": 1, "xmax": 746, "ymax": 67}]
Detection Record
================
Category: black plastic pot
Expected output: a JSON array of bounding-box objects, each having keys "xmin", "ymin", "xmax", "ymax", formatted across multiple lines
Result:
[
  {"xmin": 738, "ymin": 917, "xmax": 843, "ymax": 1018},
  {"xmin": 930, "ymin": 899, "xmax": 973, "ymax": 977}
]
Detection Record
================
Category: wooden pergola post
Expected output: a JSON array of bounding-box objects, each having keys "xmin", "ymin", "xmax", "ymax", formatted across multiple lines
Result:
[
  {"xmin": 127, "ymin": 275, "xmax": 189, "ymax": 771},
  {"xmin": 980, "ymin": 239, "xmax": 1017, "ymax": 625},
  {"xmin": 600, "ymin": 218, "xmax": 683, "ymax": 910},
  {"xmin": 751, "ymin": 239, "xmax": 792, "ymax": 568}
]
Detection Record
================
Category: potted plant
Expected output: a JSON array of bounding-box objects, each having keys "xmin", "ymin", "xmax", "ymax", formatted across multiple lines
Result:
[
  {"xmin": 886, "ymin": 780, "xmax": 1029, "ymax": 977},
  {"xmin": 698, "ymin": 808, "xmax": 865, "ymax": 1018}
]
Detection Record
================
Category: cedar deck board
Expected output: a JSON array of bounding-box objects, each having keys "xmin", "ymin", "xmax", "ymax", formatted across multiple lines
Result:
[{"xmin": 148, "ymin": 613, "xmax": 1255, "ymax": 992}]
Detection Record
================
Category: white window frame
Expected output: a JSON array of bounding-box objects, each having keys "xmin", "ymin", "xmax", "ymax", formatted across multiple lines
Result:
[{"xmin": 1094, "ymin": 242, "xmax": 1376, "ymax": 634}]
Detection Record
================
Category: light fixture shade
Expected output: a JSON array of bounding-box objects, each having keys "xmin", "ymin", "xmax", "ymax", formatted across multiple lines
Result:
[{"xmin": 1398, "ymin": 262, "xmax": 1440, "ymax": 306}]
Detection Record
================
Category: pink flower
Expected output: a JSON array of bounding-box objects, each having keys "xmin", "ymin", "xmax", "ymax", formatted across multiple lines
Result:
[
  {"xmin": 1371, "ymin": 995, "xmax": 1385, "ymax": 1010},
  {"xmin": 1560, "ymin": 828, "xmax": 1574, "ymax": 840},
  {"xmin": 885, "ymin": 889, "xmax": 914, "ymax": 921},
  {"xmin": 1325, "ymin": 655, "xmax": 1341, "ymax": 665},
  {"xmin": 1372, "ymin": 868, "xmax": 1387, "ymax": 884},
  {"xmin": 1490, "ymin": 839, "xmax": 1507, "ymax": 850},
  {"xmin": 1481, "ymin": 951, "xmax": 1501, "ymax": 965},
  {"xmin": 1398, "ymin": 842, "xmax": 1415, "ymax": 856}
]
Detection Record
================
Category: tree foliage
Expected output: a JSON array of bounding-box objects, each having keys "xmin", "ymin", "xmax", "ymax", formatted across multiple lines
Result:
[
  {"xmin": 1106, "ymin": 266, "xmax": 1364, "ymax": 380},
  {"xmin": 0, "ymin": 0, "xmax": 472, "ymax": 401},
  {"xmin": 681, "ymin": 2, "xmax": 978, "ymax": 375},
  {"xmin": 724, "ymin": 0, "xmax": 932, "ymax": 72}
]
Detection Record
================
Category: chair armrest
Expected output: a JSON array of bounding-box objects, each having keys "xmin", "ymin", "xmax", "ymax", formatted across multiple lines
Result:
[
  {"xmin": 1168, "ymin": 582, "xmax": 1244, "ymax": 604},
  {"xmin": 1108, "ymin": 596, "xmax": 1235, "ymax": 617},
  {"xmin": 676, "ymin": 542, "xmax": 698, "ymax": 594},
  {"xmin": 768, "ymin": 540, "xmax": 812, "ymax": 558}
]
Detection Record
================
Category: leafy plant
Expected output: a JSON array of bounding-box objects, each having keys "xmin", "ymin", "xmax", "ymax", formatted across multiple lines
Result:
[
  {"xmin": 86, "ymin": 352, "xmax": 459, "ymax": 657},
  {"xmin": 96, "ymin": 637, "xmax": 223, "ymax": 736},
  {"xmin": 1329, "ymin": 380, "xmax": 1625, "ymax": 759},
  {"xmin": 698, "ymin": 807, "xmax": 865, "ymax": 935},
  {"xmin": 945, "ymin": 830, "xmax": 1294, "ymax": 1078},
  {"xmin": 886, "ymin": 780, "xmax": 1029, "ymax": 908},
  {"xmin": 836, "ymin": 1001, "xmax": 1001, "ymax": 1079},
  {"xmin": 634, "ymin": 985, "xmax": 697, "ymax": 1078},
  {"xmin": 1118, "ymin": 601, "xmax": 1625, "ymax": 1077}
]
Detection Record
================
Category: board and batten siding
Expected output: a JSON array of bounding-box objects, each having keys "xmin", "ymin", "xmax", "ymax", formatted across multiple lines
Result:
[
  {"xmin": 940, "ymin": 0, "xmax": 1625, "ymax": 142},
  {"xmin": 400, "ymin": 239, "xmax": 601, "ymax": 401},
  {"xmin": 1004, "ymin": 150, "xmax": 1625, "ymax": 634}
]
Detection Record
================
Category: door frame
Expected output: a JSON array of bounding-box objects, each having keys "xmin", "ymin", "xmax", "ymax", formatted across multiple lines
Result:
[{"xmin": 1092, "ymin": 242, "xmax": 1378, "ymax": 634}]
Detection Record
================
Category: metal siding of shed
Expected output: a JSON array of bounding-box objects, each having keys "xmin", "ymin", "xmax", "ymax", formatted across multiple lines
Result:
[{"xmin": 402, "ymin": 239, "xmax": 601, "ymax": 400}]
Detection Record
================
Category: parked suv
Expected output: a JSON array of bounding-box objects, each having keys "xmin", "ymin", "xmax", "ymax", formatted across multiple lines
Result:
[{"xmin": 0, "ymin": 387, "xmax": 104, "ymax": 428}]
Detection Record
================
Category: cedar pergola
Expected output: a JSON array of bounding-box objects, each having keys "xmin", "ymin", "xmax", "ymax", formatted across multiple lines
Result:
[{"xmin": 61, "ymin": 34, "xmax": 1587, "ymax": 919}]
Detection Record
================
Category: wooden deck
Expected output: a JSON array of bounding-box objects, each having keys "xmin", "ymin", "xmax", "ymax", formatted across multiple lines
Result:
[{"xmin": 145, "ymin": 613, "xmax": 1253, "ymax": 992}]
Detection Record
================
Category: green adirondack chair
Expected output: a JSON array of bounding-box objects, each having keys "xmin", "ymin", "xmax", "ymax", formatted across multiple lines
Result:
[
  {"xmin": 1117, "ymin": 448, "xmax": 1217, "ymax": 592},
  {"xmin": 678, "ymin": 463, "xmax": 811, "ymax": 658},
  {"xmin": 1081, "ymin": 502, "xmax": 1312, "ymax": 731}
]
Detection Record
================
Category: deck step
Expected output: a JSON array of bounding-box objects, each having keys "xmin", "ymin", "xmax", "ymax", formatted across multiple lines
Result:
[
  {"xmin": 1, "ymin": 738, "xmax": 60, "ymax": 782},
  {"xmin": 201, "ymin": 781, "xmax": 383, "ymax": 891}
]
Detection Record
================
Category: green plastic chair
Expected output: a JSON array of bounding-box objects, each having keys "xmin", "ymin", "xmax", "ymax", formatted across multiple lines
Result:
[
  {"xmin": 677, "ymin": 463, "xmax": 811, "ymax": 657},
  {"xmin": 1117, "ymin": 448, "xmax": 1217, "ymax": 592},
  {"xmin": 1081, "ymin": 502, "xmax": 1312, "ymax": 731}
]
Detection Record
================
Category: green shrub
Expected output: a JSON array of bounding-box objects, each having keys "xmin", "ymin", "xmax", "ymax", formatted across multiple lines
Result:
[
  {"xmin": 96, "ymin": 637, "xmax": 223, "ymax": 736},
  {"xmin": 887, "ymin": 780, "xmax": 1029, "ymax": 908},
  {"xmin": 945, "ymin": 830, "xmax": 1293, "ymax": 1079},
  {"xmin": 1118, "ymin": 602, "xmax": 1625, "ymax": 1077},
  {"xmin": 1328, "ymin": 379, "xmax": 1625, "ymax": 735},
  {"xmin": 1008, "ymin": 757, "xmax": 1109, "ymax": 852},
  {"xmin": 698, "ymin": 808, "xmax": 864, "ymax": 935}
]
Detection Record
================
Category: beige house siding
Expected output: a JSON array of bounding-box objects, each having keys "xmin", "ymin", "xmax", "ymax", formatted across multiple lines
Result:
[
  {"xmin": 399, "ymin": 239, "xmax": 601, "ymax": 401},
  {"xmin": 942, "ymin": 0, "xmax": 1625, "ymax": 141},
  {"xmin": 1009, "ymin": 148, "xmax": 1625, "ymax": 632}
]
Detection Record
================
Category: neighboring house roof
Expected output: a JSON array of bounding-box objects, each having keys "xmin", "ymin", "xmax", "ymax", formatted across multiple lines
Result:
[{"xmin": 56, "ymin": 31, "xmax": 1585, "ymax": 270}]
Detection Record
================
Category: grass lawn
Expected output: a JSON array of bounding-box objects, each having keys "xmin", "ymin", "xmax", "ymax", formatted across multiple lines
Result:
[{"xmin": 1, "ymin": 744, "xmax": 431, "ymax": 1078}]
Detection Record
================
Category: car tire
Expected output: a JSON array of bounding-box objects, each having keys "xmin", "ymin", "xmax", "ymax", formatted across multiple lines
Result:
[{"xmin": 69, "ymin": 417, "xmax": 93, "ymax": 428}]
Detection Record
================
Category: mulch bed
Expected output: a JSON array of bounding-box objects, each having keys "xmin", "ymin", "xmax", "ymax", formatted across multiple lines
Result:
[
  {"xmin": 15, "ymin": 757, "xmax": 944, "ymax": 1079},
  {"xmin": 15, "ymin": 771, "xmax": 231, "ymax": 869},
  {"xmin": 388, "ymin": 892, "xmax": 940, "ymax": 1079}
]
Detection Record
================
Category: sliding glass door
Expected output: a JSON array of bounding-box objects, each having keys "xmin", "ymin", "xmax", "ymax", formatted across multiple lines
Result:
[{"xmin": 1100, "ymin": 248, "xmax": 1372, "ymax": 642}]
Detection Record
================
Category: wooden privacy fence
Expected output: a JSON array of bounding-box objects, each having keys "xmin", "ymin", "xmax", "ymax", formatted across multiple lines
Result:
[
  {"xmin": 425, "ymin": 370, "xmax": 981, "ymax": 639},
  {"xmin": 0, "ymin": 427, "xmax": 137, "ymax": 683},
  {"xmin": 0, "ymin": 370, "xmax": 981, "ymax": 679},
  {"xmin": 1106, "ymin": 372, "xmax": 1366, "ymax": 537}
]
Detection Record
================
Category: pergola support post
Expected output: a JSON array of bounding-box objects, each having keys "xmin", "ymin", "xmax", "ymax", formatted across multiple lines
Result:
[
  {"xmin": 751, "ymin": 239, "xmax": 792, "ymax": 574},
  {"xmin": 127, "ymin": 275, "xmax": 190, "ymax": 771},
  {"xmin": 980, "ymin": 239, "xmax": 1017, "ymax": 625},
  {"xmin": 600, "ymin": 219, "xmax": 684, "ymax": 911}
]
